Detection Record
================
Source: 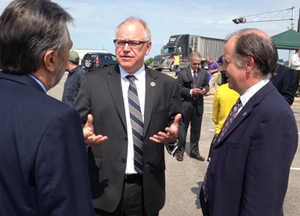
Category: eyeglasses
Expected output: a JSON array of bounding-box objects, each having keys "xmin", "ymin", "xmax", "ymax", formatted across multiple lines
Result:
[
  {"xmin": 113, "ymin": 39, "xmax": 149, "ymax": 48},
  {"xmin": 192, "ymin": 62, "xmax": 201, "ymax": 66}
]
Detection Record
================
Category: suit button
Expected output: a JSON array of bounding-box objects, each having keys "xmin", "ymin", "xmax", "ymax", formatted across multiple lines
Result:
[{"xmin": 121, "ymin": 159, "xmax": 126, "ymax": 163}]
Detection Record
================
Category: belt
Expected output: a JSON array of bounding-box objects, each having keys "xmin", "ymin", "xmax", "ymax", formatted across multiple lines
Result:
[{"xmin": 124, "ymin": 174, "xmax": 141, "ymax": 180}]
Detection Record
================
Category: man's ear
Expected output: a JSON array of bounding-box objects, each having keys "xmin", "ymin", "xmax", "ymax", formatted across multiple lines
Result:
[
  {"xmin": 145, "ymin": 41, "xmax": 152, "ymax": 56},
  {"xmin": 43, "ymin": 50, "xmax": 57, "ymax": 73},
  {"xmin": 245, "ymin": 57, "xmax": 255, "ymax": 73}
]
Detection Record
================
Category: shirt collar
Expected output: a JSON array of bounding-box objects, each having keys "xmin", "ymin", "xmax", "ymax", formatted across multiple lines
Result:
[
  {"xmin": 119, "ymin": 65, "xmax": 146, "ymax": 81},
  {"xmin": 189, "ymin": 66, "xmax": 198, "ymax": 73},
  {"xmin": 27, "ymin": 74, "xmax": 47, "ymax": 92},
  {"xmin": 239, "ymin": 78, "xmax": 270, "ymax": 107}
]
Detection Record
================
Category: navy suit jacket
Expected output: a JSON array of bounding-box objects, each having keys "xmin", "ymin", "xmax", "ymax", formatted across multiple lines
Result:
[
  {"xmin": 204, "ymin": 81, "xmax": 298, "ymax": 216},
  {"xmin": 73, "ymin": 64, "xmax": 186, "ymax": 215},
  {"xmin": 0, "ymin": 72, "xmax": 94, "ymax": 215},
  {"xmin": 270, "ymin": 64, "xmax": 295, "ymax": 105}
]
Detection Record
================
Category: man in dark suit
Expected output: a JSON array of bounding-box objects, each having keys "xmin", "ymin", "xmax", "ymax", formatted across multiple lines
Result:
[
  {"xmin": 174, "ymin": 52, "xmax": 209, "ymax": 161},
  {"xmin": 271, "ymin": 63, "xmax": 295, "ymax": 105},
  {"xmin": 200, "ymin": 29, "xmax": 298, "ymax": 216},
  {"xmin": 0, "ymin": 0, "xmax": 97, "ymax": 215},
  {"xmin": 73, "ymin": 17, "xmax": 185, "ymax": 216}
]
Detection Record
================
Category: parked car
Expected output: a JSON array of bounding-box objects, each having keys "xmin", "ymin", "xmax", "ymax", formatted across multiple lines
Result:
[{"xmin": 81, "ymin": 52, "xmax": 117, "ymax": 72}]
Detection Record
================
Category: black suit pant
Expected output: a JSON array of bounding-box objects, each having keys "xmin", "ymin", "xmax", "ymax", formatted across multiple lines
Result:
[
  {"xmin": 94, "ymin": 174, "xmax": 159, "ymax": 216},
  {"xmin": 177, "ymin": 100, "xmax": 203, "ymax": 156},
  {"xmin": 294, "ymin": 69, "xmax": 300, "ymax": 93}
]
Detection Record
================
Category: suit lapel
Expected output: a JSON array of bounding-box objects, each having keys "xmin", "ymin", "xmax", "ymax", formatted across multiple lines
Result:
[
  {"xmin": 196, "ymin": 68, "xmax": 203, "ymax": 86},
  {"xmin": 186, "ymin": 67, "xmax": 193, "ymax": 82},
  {"xmin": 215, "ymin": 105, "xmax": 252, "ymax": 145},
  {"xmin": 107, "ymin": 65, "xmax": 127, "ymax": 131},
  {"xmin": 215, "ymin": 81, "xmax": 275, "ymax": 146},
  {"xmin": 143, "ymin": 68, "xmax": 158, "ymax": 136}
]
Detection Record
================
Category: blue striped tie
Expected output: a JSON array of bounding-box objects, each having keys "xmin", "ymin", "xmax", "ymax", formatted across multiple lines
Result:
[{"xmin": 126, "ymin": 75, "xmax": 144, "ymax": 174}]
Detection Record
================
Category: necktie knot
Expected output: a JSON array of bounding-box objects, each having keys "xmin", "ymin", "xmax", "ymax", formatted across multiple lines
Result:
[{"xmin": 126, "ymin": 75, "xmax": 136, "ymax": 83}]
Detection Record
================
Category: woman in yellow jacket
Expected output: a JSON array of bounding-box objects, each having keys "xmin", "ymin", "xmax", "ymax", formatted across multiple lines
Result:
[{"xmin": 173, "ymin": 52, "xmax": 180, "ymax": 77}]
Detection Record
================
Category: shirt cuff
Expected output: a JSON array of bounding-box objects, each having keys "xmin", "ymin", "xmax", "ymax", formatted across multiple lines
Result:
[{"xmin": 165, "ymin": 139, "xmax": 179, "ymax": 155}]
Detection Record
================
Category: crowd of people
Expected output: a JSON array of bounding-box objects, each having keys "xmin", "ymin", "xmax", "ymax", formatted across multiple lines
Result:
[{"xmin": 0, "ymin": 0, "xmax": 298, "ymax": 216}]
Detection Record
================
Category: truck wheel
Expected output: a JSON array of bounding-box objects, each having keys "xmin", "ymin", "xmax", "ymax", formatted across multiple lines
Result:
[
  {"xmin": 169, "ymin": 63, "xmax": 174, "ymax": 71},
  {"xmin": 202, "ymin": 61, "xmax": 208, "ymax": 70}
]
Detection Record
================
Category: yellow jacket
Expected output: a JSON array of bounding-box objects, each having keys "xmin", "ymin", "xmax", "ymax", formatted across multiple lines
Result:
[{"xmin": 213, "ymin": 83, "xmax": 240, "ymax": 134}]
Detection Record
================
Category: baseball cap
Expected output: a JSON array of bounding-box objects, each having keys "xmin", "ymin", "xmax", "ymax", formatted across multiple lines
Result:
[{"xmin": 69, "ymin": 50, "xmax": 80, "ymax": 62}]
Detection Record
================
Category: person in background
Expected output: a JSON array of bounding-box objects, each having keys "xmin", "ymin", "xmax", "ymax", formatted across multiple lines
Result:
[
  {"xmin": 270, "ymin": 62, "xmax": 295, "ymax": 105},
  {"xmin": 0, "ymin": 0, "xmax": 99, "ymax": 215},
  {"xmin": 62, "ymin": 50, "xmax": 86, "ymax": 106},
  {"xmin": 291, "ymin": 49, "xmax": 300, "ymax": 97},
  {"xmin": 207, "ymin": 83, "xmax": 239, "ymax": 161},
  {"xmin": 173, "ymin": 52, "xmax": 180, "ymax": 77},
  {"xmin": 207, "ymin": 57, "xmax": 220, "ymax": 95},
  {"xmin": 174, "ymin": 52, "xmax": 209, "ymax": 162},
  {"xmin": 73, "ymin": 17, "xmax": 186, "ymax": 216},
  {"xmin": 218, "ymin": 54, "xmax": 227, "ymax": 84},
  {"xmin": 200, "ymin": 28, "xmax": 298, "ymax": 216}
]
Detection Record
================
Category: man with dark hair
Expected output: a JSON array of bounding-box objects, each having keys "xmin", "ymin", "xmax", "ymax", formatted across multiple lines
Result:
[
  {"xmin": 174, "ymin": 52, "xmax": 208, "ymax": 161},
  {"xmin": 200, "ymin": 29, "xmax": 298, "ymax": 216},
  {"xmin": 271, "ymin": 63, "xmax": 295, "ymax": 105},
  {"xmin": 0, "ymin": 0, "xmax": 98, "ymax": 215},
  {"xmin": 62, "ymin": 50, "xmax": 86, "ymax": 106},
  {"xmin": 73, "ymin": 17, "xmax": 186, "ymax": 216}
]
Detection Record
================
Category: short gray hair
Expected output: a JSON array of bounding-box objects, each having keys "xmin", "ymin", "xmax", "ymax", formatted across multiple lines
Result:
[
  {"xmin": 115, "ymin": 17, "xmax": 151, "ymax": 41},
  {"xmin": 189, "ymin": 52, "xmax": 202, "ymax": 61},
  {"xmin": 0, "ymin": 0, "xmax": 73, "ymax": 75}
]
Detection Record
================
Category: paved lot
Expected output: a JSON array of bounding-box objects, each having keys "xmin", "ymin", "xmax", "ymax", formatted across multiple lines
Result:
[{"xmin": 48, "ymin": 71, "xmax": 300, "ymax": 216}]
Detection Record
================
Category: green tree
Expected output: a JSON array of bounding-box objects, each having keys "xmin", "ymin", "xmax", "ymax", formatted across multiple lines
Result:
[
  {"xmin": 144, "ymin": 57, "xmax": 153, "ymax": 66},
  {"xmin": 284, "ymin": 61, "xmax": 289, "ymax": 66}
]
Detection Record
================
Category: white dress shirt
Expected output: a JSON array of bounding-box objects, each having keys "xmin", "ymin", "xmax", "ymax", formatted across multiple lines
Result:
[
  {"xmin": 189, "ymin": 66, "xmax": 197, "ymax": 96},
  {"xmin": 238, "ymin": 78, "xmax": 270, "ymax": 114},
  {"xmin": 291, "ymin": 53, "xmax": 300, "ymax": 70},
  {"xmin": 120, "ymin": 65, "xmax": 146, "ymax": 174}
]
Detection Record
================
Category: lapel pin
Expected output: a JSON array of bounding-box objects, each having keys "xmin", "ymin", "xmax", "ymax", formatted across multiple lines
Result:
[
  {"xmin": 243, "ymin": 112, "xmax": 247, "ymax": 116},
  {"xmin": 150, "ymin": 82, "xmax": 156, "ymax": 87}
]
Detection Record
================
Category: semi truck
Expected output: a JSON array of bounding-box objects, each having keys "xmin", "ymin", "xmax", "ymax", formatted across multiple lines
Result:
[{"xmin": 151, "ymin": 34, "xmax": 225, "ymax": 71}]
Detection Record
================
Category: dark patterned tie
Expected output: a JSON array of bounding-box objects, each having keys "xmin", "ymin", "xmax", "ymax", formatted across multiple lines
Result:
[
  {"xmin": 202, "ymin": 98, "xmax": 241, "ymax": 202},
  {"xmin": 126, "ymin": 75, "xmax": 144, "ymax": 174},
  {"xmin": 192, "ymin": 70, "xmax": 197, "ymax": 99},
  {"xmin": 218, "ymin": 98, "xmax": 241, "ymax": 142}
]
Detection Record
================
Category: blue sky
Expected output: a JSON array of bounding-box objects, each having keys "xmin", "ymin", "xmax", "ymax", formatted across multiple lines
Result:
[{"xmin": 1, "ymin": 0, "xmax": 300, "ymax": 61}]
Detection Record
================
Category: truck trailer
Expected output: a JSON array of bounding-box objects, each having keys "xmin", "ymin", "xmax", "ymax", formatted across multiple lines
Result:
[{"xmin": 152, "ymin": 34, "xmax": 225, "ymax": 71}]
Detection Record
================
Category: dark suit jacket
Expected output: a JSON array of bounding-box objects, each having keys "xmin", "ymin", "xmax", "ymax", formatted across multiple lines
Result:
[
  {"xmin": 0, "ymin": 72, "xmax": 94, "ymax": 215},
  {"xmin": 177, "ymin": 66, "xmax": 209, "ymax": 114},
  {"xmin": 204, "ymin": 81, "xmax": 298, "ymax": 216},
  {"xmin": 73, "ymin": 65, "xmax": 186, "ymax": 215},
  {"xmin": 270, "ymin": 64, "xmax": 295, "ymax": 105}
]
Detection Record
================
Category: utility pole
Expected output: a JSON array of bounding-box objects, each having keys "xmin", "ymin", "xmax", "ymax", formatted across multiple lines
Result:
[{"xmin": 298, "ymin": 8, "xmax": 300, "ymax": 33}]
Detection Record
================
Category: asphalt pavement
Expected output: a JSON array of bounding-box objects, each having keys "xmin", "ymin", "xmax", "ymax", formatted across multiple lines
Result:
[{"xmin": 48, "ymin": 71, "xmax": 300, "ymax": 216}]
